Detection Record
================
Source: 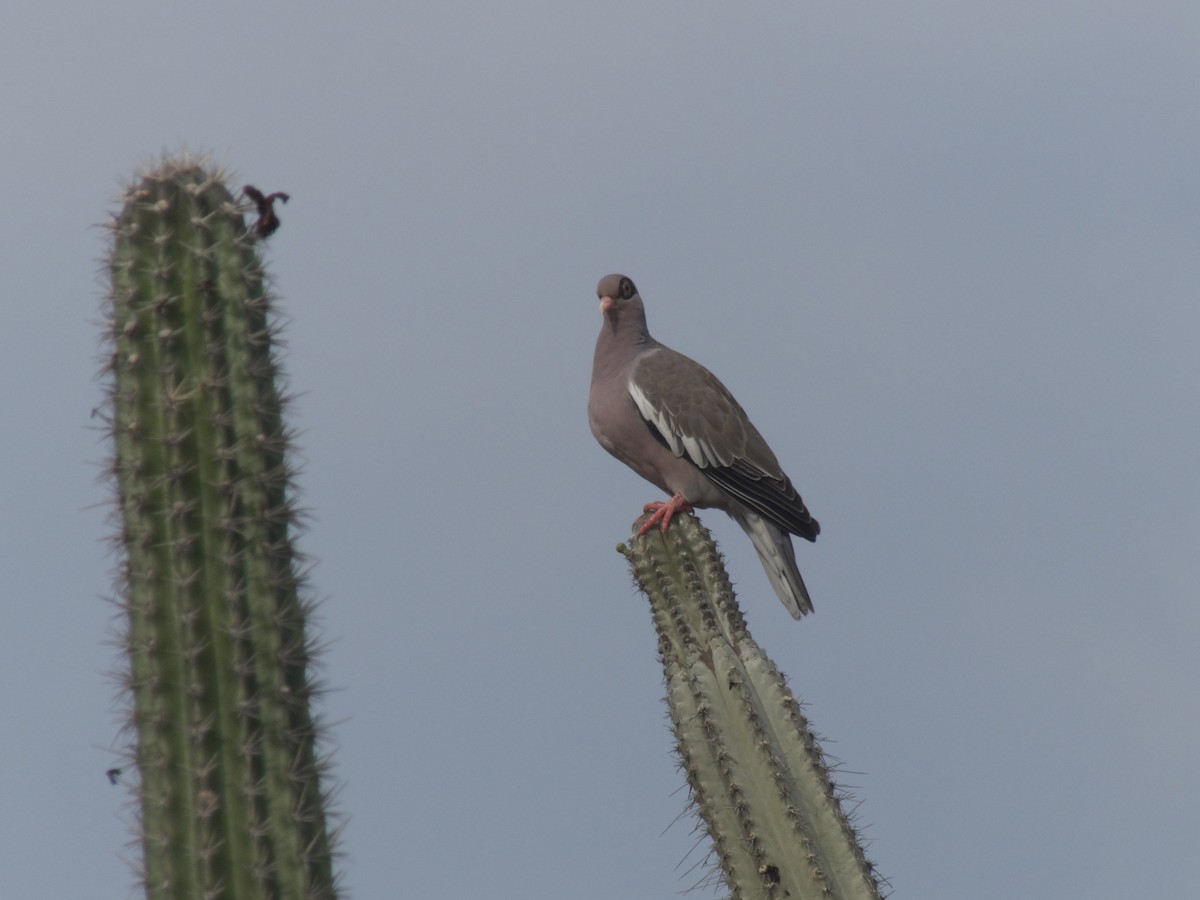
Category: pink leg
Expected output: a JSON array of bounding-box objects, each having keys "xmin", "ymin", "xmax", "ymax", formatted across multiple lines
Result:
[{"xmin": 638, "ymin": 493, "xmax": 694, "ymax": 535}]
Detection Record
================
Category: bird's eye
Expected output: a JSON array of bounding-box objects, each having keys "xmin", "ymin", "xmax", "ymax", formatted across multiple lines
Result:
[{"xmin": 620, "ymin": 277, "xmax": 636, "ymax": 299}]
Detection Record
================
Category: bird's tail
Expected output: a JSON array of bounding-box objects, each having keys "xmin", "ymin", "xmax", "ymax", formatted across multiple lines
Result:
[{"xmin": 732, "ymin": 509, "xmax": 814, "ymax": 619}]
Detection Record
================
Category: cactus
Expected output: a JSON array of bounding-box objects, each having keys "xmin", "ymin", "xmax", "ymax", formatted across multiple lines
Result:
[
  {"xmin": 101, "ymin": 154, "xmax": 340, "ymax": 899},
  {"xmin": 621, "ymin": 513, "xmax": 885, "ymax": 900}
]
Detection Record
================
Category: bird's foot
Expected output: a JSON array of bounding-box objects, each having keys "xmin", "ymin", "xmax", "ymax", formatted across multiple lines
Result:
[{"xmin": 638, "ymin": 493, "xmax": 694, "ymax": 535}]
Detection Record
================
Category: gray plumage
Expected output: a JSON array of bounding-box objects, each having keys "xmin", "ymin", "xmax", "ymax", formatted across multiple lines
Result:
[{"xmin": 588, "ymin": 273, "xmax": 819, "ymax": 618}]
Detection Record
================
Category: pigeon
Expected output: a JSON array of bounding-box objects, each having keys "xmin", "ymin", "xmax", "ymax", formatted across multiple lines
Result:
[{"xmin": 588, "ymin": 273, "xmax": 820, "ymax": 618}]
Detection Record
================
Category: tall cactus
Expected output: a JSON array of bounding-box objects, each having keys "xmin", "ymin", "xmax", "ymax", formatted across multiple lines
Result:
[
  {"xmin": 621, "ymin": 514, "xmax": 885, "ymax": 900},
  {"xmin": 101, "ymin": 154, "xmax": 339, "ymax": 899}
]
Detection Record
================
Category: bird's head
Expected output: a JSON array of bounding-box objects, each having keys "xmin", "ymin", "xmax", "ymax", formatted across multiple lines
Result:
[{"xmin": 597, "ymin": 273, "xmax": 640, "ymax": 323}]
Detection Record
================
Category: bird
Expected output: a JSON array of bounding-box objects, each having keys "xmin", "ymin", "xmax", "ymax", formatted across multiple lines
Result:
[{"xmin": 588, "ymin": 273, "xmax": 820, "ymax": 618}]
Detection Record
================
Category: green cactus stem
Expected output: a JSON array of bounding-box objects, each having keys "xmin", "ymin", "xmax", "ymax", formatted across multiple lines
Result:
[
  {"xmin": 622, "ymin": 514, "xmax": 885, "ymax": 900},
  {"xmin": 102, "ymin": 154, "xmax": 339, "ymax": 900}
]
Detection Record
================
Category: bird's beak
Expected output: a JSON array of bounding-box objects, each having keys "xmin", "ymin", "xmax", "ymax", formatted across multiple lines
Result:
[{"xmin": 599, "ymin": 295, "xmax": 615, "ymax": 315}]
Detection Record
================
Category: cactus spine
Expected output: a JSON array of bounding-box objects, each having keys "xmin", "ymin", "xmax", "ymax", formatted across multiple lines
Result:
[
  {"xmin": 622, "ymin": 514, "xmax": 884, "ymax": 900},
  {"xmin": 102, "ymin": 155, "xmax": 339, "ymax": 899}
]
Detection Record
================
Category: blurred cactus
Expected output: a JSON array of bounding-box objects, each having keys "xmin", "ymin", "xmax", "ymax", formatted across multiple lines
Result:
[
  {"xmin": 100, "ymin": 154, "xmax": 340, "ymax": 899},
  {"xmin": 622, "ymin": 514, "xmax": 884, "ymax": 900}
]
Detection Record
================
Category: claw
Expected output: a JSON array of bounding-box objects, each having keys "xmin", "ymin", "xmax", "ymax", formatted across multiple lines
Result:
[{"xmin": 638, "ymin": 493, "xmax": 694, "ymax": 535}]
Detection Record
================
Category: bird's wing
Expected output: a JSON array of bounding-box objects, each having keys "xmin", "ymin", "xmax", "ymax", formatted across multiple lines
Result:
[{"xmin": 628, "ymin": 347, "xmax": 819, "ymax": 541}]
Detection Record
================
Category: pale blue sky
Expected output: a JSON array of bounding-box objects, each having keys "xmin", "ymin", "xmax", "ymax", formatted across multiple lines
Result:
[{"xmin": 2, "ymin": 3, "xmax": 1198, "ymax": 897}]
